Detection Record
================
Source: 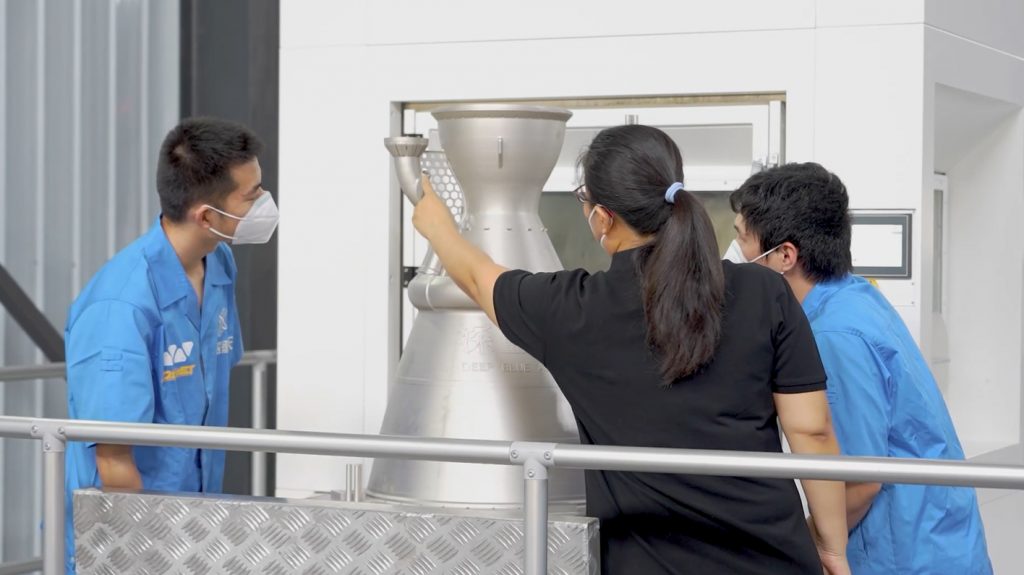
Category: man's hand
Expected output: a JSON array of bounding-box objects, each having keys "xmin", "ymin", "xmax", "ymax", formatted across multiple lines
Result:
[{"xmin": 95, "ymin": 444, "xmax": 143, "ymax": 490}]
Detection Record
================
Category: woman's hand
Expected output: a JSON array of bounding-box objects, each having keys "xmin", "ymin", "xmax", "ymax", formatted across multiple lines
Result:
[
  {"xmin": 412, "ymin": 172, "xmax": 458, "ymax": 241},
  {"xmin": 808, "ymin": 516, "xmax": 851, "ymax": 575},
  {"xmin": 407, "ymin": 170, "xmax": 506, "ymax": 323},
  {"xmin": 776, "ymin": 392, "xmax": 849, "ymax": 575}
]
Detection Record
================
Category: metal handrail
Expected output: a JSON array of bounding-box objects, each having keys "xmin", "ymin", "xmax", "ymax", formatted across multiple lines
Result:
[
  {"xmin": 236, "ymin": 349, "xmax": 278, "ymax": 367},
  {"xmin": 0, "ymin": 363, "xmax": 65, "ymax": 382},
  {"xmin": 0, "ymin": 558, "xmax": 42, "ymax": 575},
  {"xmin": 0, "ymin": 349, "xmax": 278, "ymax": 382},
  {"xmin": 0, "ymin": 415, "xmax": 1023, "ymax": 574}
]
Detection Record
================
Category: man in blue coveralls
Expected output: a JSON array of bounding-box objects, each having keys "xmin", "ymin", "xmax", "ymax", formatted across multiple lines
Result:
[
  {"xmin": 63, "ymin": 117, "xmax": 278, "ymax": 572},
  {"xmin": 726, "ymin": 162, "xmax": 991, "ymax": 574}
]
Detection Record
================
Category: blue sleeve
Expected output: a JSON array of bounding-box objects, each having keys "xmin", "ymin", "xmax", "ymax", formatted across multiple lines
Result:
[
  {"xmin": 66, "ymin": 301, "xmax": 156, "ymax": 444},
  {"xmin": 814, "ymin": 330, "xmax": 891, "ymax": 457}
]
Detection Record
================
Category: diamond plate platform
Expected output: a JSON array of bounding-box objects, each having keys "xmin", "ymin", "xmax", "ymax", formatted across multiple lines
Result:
[{"xmin": 73, "ymin": 490, "xmax": 599, "ymax": 574}]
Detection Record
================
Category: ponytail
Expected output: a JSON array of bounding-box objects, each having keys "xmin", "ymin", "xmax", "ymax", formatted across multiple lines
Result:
[
  {"xmin": 638, "ymin": 188, "xmax": 724, "ymax": 383},
  {"xmin": 580, "ymin": 124, "xmax": 725, "ymax": 383}
]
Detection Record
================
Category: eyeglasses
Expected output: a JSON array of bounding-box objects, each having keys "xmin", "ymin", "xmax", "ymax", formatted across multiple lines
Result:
[{"xmin": 572, "ymin": 184, "xmax": 589, "ymax": 204}]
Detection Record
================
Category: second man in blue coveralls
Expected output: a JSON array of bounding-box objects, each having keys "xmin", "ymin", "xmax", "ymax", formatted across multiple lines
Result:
[
  {"xmin": 727, "ymin": 162, "xmax": 991, "ymax": 575},
  {"xmin": 63, "ymin": 117, "xmax": 278, "ymax": 572}
]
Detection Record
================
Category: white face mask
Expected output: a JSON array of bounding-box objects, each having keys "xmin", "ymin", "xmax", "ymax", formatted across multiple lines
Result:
[
  {"xmin": 723, "ymin": 239, "xmax": 748, "ymax": 263},
  {"xmin": 587, "ymin": 205, "xmax": 608, "ymax": 249},
  {"xmin": 205, "ymin": 192, "xmax": 280, "ymax": 245},
  {"xmin": 724, "ymin": 239, "xmax": 781, "ymax": 267}
]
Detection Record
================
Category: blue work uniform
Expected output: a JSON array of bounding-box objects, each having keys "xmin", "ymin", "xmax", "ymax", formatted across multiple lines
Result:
[
  {"xmin": 63, "ymin": 218, "xmax": 243, "ymax": 573},
  {"xmin": 803, "ymin": 274, "xmax": 991, "ymax": 574}
]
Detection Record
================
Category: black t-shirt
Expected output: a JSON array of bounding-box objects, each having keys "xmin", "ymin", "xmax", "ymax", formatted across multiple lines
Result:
[{"xmin": 493, "ymin": 249, "xmax": 827, "ymax": 575}]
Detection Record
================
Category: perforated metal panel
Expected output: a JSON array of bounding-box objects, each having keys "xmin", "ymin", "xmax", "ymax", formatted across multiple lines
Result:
[
  {"xmin": 422, "ymin": 150, "xmax": 465, "ymax": 223},
  {"xmin": 74, "ymin": 490, "xmax": 599, "ymax": 574}
]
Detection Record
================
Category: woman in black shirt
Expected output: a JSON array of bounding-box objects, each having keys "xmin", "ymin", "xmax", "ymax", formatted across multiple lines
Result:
[{"xmin": 412, "ymin": 124, "xmax": 849, "ymax": 574}]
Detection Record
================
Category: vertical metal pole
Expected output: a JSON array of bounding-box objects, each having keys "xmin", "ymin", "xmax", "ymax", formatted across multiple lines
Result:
[
  {"xmin": 138, "ymin": 0, "xmax": 150, "ymax": 234},
  {"xmin": 250, "ymin": 362, "xmax": 267, "ymax": 496},
  {"xmin": 41, "ymin": 430, "xmax": 65, "ymax": 575},
  {"xmin": 345, "ymin": 462, "xmax": 363, "ymax": 502},
  {"xmin": 32, "ymin": 11, "xmax": 48, "ymax": 556},
  {"xmin": 768, "ymin": 99, "xmax": 785, "ymax": 166},
  {"xmin": 70, "ymin": 0, "xmax": 83, "ymax": 297},
  {"xmin": 523, "ymin": 460, "xmax": 549, "ymax": 575},
  {"xmin": 106, "ymin": 0, "xmax": 117, "ymax": 258}
]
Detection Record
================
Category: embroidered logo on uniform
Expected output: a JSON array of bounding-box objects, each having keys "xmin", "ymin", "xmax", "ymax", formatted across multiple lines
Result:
[
  {"xmin": 162, "ymin": 341, "xmax": 196, "ymax": 382},
  {"xmin": 163, "ymin": 364, "xmax": 196, "ymax": 382},
  {"xmin": 217, "ymin": 336, "xmax": 234, "ymax": 356},
  {"xmin": 163, "ymin": 342, "xmax": 194, "ymax": 366},
  {"xmin": 217, "ymin": 308, "xmax": 228, "ymax": 336}
]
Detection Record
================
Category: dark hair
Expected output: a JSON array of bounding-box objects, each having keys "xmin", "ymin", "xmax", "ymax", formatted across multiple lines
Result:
[
  {"xmin": 581, "ymin": 125, "xmax": 724, "ymax": 383},
  {"xmin": 156, "ymin": 117, "xmax": 263, "ymax": 222},
  {"xmin": 729, "ymin": 163, "xmax": 852, "ymax": 282}
]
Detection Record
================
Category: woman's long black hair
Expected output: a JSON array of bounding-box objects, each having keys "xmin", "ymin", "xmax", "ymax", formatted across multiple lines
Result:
[{"xmin": 581, "ymin": 125, "xmax": 724, "ymax": 382}]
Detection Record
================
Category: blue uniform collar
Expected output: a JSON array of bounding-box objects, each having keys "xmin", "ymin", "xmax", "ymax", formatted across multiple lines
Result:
[
  {"xmin": 802, "ymin": 274, "xmax": 856, "ymax": 318},
  {"xmin": 206, "ymin": 254, "xmax": 233, "ymax": 287},
  {"xmin": 142, "ymin": 216, "xmax": 233, "ymax": 311}
]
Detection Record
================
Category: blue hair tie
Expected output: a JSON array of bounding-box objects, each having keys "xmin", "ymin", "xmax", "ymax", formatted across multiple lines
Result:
[{"xmin": 664, "ymin": 182, "xmax": 684, "ymax": 204}]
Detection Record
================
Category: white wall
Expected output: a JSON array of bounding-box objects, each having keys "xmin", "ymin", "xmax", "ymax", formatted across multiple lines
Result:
[
  {"xmin": 923, "ymin": 25, "xmax": 1024, "ymax": 461},
  {"xmin": 817, "ymin": 1, "xmax": 923, "ymax": 27},
  {"xmin": 277, "ymin": 44, "xmax": 381, "ymax": 495},
  {"xmin": 944, "ymin": 111, "xmax": 1023, "ymax": 456},
  {"xmin": 282, "ymin": 0, "xmax": 819, "ymax": 49},
  {"xmin": 926, "ymin": 0, "xmax": 1024, "ymax": 58}
]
